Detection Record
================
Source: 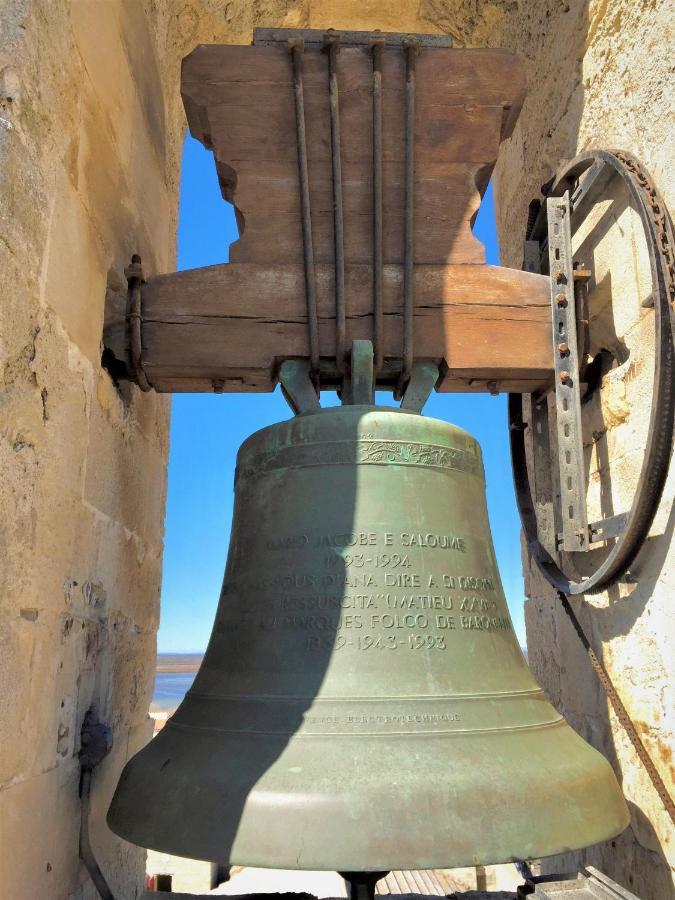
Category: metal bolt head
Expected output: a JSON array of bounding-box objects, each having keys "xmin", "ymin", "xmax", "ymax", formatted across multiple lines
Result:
[
  {"xmin": 555, "ymin": 292, "xmax": 567, "ymax": 305},
  {"xmin": 554, "ymin": 271, "xmax": 566, "ymax": 284},
  {"xmin": 558, "ymin": 342, "xmax": 569, "ymax": 354},
  {"xmin": 559, "ymin": 371, "xmax": 571, "ymax": 384}
]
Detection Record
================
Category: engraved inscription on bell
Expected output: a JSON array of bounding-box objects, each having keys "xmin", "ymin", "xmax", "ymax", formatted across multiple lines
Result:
[
  {"xmin": 108, "ymin": 405, "xmax": 629, "ymax": 872},
  {"xmin": 210, "ymin": 413, "xmax": 526, "ymax": 740}
]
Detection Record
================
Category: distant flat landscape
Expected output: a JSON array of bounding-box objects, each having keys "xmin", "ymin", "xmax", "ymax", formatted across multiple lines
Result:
[
  {"xmin": 156, "ymin": 653, "xmax": 203, "ymax": 673},
  {"xmin": 152, "ymin": 655, "xmax": 203, "ymax": 712}
]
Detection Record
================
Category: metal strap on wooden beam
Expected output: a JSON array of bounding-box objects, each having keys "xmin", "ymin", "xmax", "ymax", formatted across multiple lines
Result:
[
  {"xmin": 289, "ymin": 38, "xmax": 320, "ymax": 388},
  {"xmin": 371, "ymin": 37, "xmax": 385, "ymax": 375},
  {"xmin": 396, "ymin": 39, "xmax": 419, "ymax": 399},
  {"xmin": 547, "ymin": 192, "xmax": 588, "ymax": 552},
  {"xmin": 324, "ymin": 31, "xmax": 346, "ymax": 376},
  {"xmin": 124, "ymin": 254, "xmax": 152, "ymax": 392}
]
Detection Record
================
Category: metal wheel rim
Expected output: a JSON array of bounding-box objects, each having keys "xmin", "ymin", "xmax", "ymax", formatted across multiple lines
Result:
[{"xmin": 509, "ymin": 149, "xmax": 674, "ymax": 595}]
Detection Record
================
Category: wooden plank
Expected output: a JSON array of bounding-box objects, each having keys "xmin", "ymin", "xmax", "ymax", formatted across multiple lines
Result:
[
  {"xmin": 202, "ymin": 92, "xmax": 504, "ymax": 163},
  {"xmin": 142, "ymin": 263, "xmax": 549, "ymax": 322},
  {"xmin": 182, "ymin": 45, "xmax": 525, "ymax": 117},
  {"xmin": 182, "ymin": 45, "xmax": 524, "ymax": 162},
  {"xmin": 116, "ymin": 38, "xmax": 538, "ymax": 395},
  {"xmin": 228, "ymin": 160, "xmax": 482, "ymax": 215},
  {"xmin": 147, "ymin": 374, "xmax": 549, "ymax": 394},
  {"xmin": 131, "ymin": 262, "xmax": 552, "ymax": 393},
  {"xmin": 141, "ymin": 310, "xmax": 548, "ymax": 370},
  {"xmin": 180, "ymin": 41, "xmax": 526, "ymax": 271}
]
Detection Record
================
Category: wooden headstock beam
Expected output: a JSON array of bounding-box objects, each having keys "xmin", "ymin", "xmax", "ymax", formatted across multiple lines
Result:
[
  {"xmin": 103, "ymin": 33, "xmax": 554, "ymax": 395},
  {"xmin": 103, "ymin": 262, "xmax": 552, "ymax": 394}
]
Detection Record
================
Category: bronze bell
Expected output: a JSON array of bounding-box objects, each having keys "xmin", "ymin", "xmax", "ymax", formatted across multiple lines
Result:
[{"xmin": 108, "ymin": 403, "xmax": 628, "ymax": 871}]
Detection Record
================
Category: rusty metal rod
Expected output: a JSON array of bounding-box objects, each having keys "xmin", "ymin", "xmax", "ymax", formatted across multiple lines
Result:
[
  {"xmin": 80, "ymin": 770, "xmax": 116, "ymax": 900},
  {"xmin": 325, "ymin": 33, "xmax": 346, "ymax": 374},
  {"xmin": 396, "ymin": 40, "xmax": 418, "ymax": 399},
  {"xmin": 125, "ymin": 254, "xmax": 151, "ymax": 393},
  {"xmin": 557, "ymin": 590, "xmax": 675, "ymax": 826},
  {"xmin": 371, "ymin": 39, "xmax": 384, "ymax": 375},
  {"xmin": 79, "ymin": 712, "xmax": 115, "ymax": 900},
  {"xmin": 290, "ymin": 39, "xmax": 320, "ymax": 386}
]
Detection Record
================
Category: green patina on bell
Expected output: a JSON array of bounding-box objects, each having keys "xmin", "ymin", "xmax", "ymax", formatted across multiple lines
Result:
[{"xmin": 108, "ymin": 394, "xmax": 628, "ymax": 870}]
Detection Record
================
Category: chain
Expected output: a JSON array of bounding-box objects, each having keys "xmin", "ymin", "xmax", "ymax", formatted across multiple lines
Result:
[{"xmin": 612, "ymin": 150, "xmax": 675, "ymax": 313}]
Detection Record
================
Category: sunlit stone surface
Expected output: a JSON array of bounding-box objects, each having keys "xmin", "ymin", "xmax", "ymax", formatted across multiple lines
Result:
[{"xmin": 0, "ymin": 2, "xmax": 671, "ymax": 898}]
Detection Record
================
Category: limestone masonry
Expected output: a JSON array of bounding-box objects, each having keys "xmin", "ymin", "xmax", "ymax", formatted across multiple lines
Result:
[{"xmin": 0, "ymin": 2, "xmax": 672, "ymax": 899}]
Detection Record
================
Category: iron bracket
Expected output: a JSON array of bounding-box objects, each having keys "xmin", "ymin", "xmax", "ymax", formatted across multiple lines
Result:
[
  {"xmin": 509, "ymin": 149, "xmax": 675, "ymax": 594},
  {"xmin": 342, "ymin": 340, "xmax": 375, "ymax": 405},
  {"xmin": 546, "ymin": 192, "xmax": 589, "ymax": 552},
  {"xmin": 279, "ymin": 359, "xmax": 321, "ymax": 415},
  {"xmin": 400, "ymin": 360, "xmax": 440, "ymax": 413},
  {"xmin": 124, "ymin": 254, "xmax": 152, "ymax": 393}
]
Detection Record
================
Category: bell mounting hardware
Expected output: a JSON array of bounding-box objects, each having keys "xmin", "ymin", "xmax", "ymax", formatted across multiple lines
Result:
[
  {"xmin": 510, "ymin": 150, "xmax": 674, "ymax": 594},
  {"xmin": 105, "ymin": 27, "xmax": 553, "ymax": 396},
  {"xmin": 102, "ymin": 27, "xmax": 673, "ymax": 897},
  {"xmin": 108, "ymin": 338, "xmax": 629, "ymax": 877},
  {"xmin": 103, "ymin": 27, "xmax": 674, "ymax": 593}
]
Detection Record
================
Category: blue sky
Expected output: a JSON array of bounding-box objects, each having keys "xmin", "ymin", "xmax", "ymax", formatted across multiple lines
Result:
[{"xmin": 156, "ymin": 134, "xmax": 527, "ymax": 652}]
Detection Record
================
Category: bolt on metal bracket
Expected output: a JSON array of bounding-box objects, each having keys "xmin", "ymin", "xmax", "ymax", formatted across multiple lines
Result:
[
  {"xmin": 547, "ymin": 192, "xmax": 589, "ymax": 553},
  {"xmin": 511, "ymin": 149, "xmax": 674, "ymax": 593}
]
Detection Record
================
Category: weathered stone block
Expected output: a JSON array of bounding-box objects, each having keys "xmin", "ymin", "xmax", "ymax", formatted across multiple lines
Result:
[{"xmin": 1, "ymin": 4, "xmax": 672, "ymax": 900}]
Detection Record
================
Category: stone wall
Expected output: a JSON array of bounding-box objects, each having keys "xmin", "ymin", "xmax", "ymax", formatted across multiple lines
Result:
[
  {"xmin": 0, "ymin": 1, "xmax": 671, "ymax": 898},
  {"xmin": 0, "ymin": 2, "xmax": 173, "ymax": 897},
  {"xmin": 478, "ymin": 3, "xmax": 675, "ymax": 897}
]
